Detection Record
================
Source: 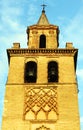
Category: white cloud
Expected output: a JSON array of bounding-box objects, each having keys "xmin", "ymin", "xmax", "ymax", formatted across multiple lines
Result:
[
  {"xmin": 0, "ymin": 0, "xmax": 22, "ymax": 19},
  {"xmin": 0, "ymin": 6, "xmax": 20, "ymax": 34},
  {"xmin": 26, "ymin": 3, "xmax": 39, "ymax": 24},
  {"xmin": 0, "ymin": 0, "xmax": 38, "ymax": 42},
  {"xmin": 0, "ymin": 55, "xmax": 8, "ymax": 84},
  {"xmin": 47, "ymin": 0, "xmax": 57, "ymax": 7},
  {"xmin": 80, "ymin": 117, "xmax": 83, "ymax": 123},
  {"xmin": 77, "ymin": 69, "xmax": 83, "ymax": 80},
  {"xmin": 80, "ymin": 117, "xmax": 83, "ymax": 130},
  {"xmin": 59, "ymin": 5, "xmax": 83, "ymax": 49}
]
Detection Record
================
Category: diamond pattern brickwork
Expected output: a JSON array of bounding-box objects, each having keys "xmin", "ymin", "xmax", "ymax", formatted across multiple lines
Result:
[{"xmin": 24, "ymin": 86, "xmax": 58, "ymax": 121}]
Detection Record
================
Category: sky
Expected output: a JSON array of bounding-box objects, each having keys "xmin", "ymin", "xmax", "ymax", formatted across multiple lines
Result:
[{"xmin": 0, "ymin": 0, "xmax": 83, "ymax": 129}]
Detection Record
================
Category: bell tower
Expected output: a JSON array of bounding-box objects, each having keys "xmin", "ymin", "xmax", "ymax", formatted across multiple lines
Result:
[
  {"xmin": 2, "ymin": 7, "xmax": 80, "ymax": 130},
  {"xmin": 27, "ymin": 9, "xmax": 59, "ymax": 49}
]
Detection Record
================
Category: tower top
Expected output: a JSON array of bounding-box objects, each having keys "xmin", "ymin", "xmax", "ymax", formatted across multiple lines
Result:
[
  {"xmin": 37, "ymin": 4, "xmax": 49, "ymax": 25},
  {"xmin": 41, "ymin": 0, "xmax": 47, "ymax": 13},
  {"xmin": 41, "ymin": 4, "xmax": 47, "ymax": 13}
]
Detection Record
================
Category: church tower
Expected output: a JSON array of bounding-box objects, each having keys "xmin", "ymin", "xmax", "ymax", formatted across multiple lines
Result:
[{"xmin": 2, "ymin": 7, "xmax": 80, "ymax": 130}]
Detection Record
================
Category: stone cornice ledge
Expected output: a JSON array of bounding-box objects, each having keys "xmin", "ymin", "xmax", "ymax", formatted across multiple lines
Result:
[{"xmin": 7, "ymin": 48, "xmax": 78, "ymax": 55}]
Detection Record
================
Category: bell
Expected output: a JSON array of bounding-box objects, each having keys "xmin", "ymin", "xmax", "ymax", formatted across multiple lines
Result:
[
  {"xmin": 50, "ymin": 68, "xmax": 56, "ymax": 76},
  {"xmin": 51, "ymin": 70, "xmax": 55, "ymax": 75},
  {"xmin": 28, "ymin": 70, "xmax": 34, "ymax": 76}
]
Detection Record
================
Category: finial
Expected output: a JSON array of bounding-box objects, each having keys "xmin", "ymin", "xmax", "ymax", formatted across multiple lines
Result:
[{"xmin": 41, "ymin": 1, "xmax": 47, "ymax": 13}]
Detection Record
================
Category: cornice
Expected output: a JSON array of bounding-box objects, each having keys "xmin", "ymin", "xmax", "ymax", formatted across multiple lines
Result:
[
  {"xmin": 7, "ymin": 48, "xmax": 78, "ymax": 56},
  {"xmin": 27, "ymin": 24, "xmax": 59, "ymax": 30}
]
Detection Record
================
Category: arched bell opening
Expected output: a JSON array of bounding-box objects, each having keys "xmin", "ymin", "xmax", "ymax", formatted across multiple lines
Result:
[
  {"xmin": 25, "ymin": 61, "xmax": 37, "ymax": 83},
  {"xmin": 48, "ymin": 61, "xmax": 58, "ymax": 82},
  {"xmin": 39, "ymin": 34, "xmax": 46, "ymax": 48}
]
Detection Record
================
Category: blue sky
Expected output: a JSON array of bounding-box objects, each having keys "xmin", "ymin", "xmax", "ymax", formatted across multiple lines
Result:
[{"xmin": 0, "ymin": 0, "xmax": 83, "ymax": 129}]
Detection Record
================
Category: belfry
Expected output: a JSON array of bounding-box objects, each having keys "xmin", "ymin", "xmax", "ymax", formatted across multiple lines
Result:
[{"xmin": 2, "ymin": 7, "xmax": 80, "ymax": 130}]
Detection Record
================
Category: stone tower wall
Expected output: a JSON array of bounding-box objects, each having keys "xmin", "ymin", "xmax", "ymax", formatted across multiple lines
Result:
[{"xmin": 7, "ymin": 54, "xmax": 76, "ymax": 84}]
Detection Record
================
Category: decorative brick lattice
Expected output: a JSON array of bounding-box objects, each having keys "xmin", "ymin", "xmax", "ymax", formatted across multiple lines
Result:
[{"xmin": 24, "ymin": 87, "xmax": 58, "ymax": 121}]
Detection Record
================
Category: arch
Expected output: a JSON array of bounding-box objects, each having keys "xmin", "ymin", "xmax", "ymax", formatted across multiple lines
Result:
[
  {"xmin": 25, "ymin": 110, "xmax": 35, "ymax": 120},
  {"xmin": 36, "ymin": 125, "xmax": 50, "ymax": 130},
  {"xmin": 48, "ymin": 61, "xmax": 58, "ymax": 82},
  {"xmin": 25, "ymin": 58, "xmax": 38, "ymax": 64},
  {"xmin": 37, "ymin": 110, "xmax": 46, "ymax": 120},
  {"xmin": 48, "ymin": 110, "xmax": 57, "ymax": 120},
  {"xmin": 25, "ymin": 61, "xmax": 37, "ymax": 83},
  {"xmin": 39, "ymin": 34, "xmax": 46, "ymax": 48}
]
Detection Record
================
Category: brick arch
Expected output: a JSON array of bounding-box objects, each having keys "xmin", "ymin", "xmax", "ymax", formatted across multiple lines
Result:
[
  {"xmin": 36, "ymin": 125, "xmax": 50, "ymax": 130},
  {"xmin": 25, "ymin": 58, "xmax": 38, "ymax": 64}
]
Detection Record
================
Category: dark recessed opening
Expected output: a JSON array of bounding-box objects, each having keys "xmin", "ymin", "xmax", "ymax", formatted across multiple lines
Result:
[
  {"xmin": 48, "ymin": 61, "xmax": 58, "ymax": 82},
  {"xmin": 39, "ymin": 34, "xmax": 46, "ymax": 48},
  {"xmin": 25, "ymin": 61, "xmax": 37, "ymax": 83}
]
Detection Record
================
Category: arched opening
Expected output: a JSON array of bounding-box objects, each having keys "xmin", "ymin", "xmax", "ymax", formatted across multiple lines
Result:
[
  {"xmin": 48, "ymin": 61, "xmax": 58, "ymax": 82},
  {"xmin": 39, "ymin": 35, "xmax": 46, "ymax": 48},
  {"xmin": 25, "ymin": 61, "xmax": 37, "ymax": 83}
]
